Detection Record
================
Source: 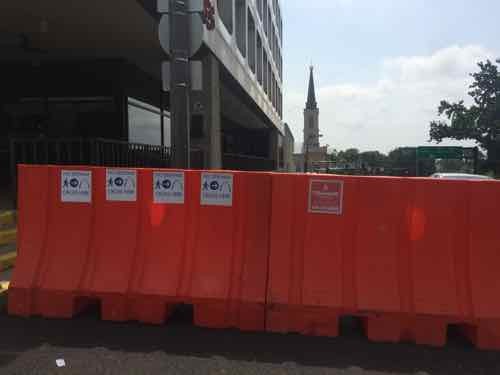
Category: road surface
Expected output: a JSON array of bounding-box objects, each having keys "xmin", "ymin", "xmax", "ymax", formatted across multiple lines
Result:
[{"xmin": 0, "ymin": 305, "xmax": 499, "ymax": 375}]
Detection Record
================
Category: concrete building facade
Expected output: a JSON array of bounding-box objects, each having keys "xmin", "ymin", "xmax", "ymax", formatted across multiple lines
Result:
[
  {"xmin": 0, "ymin": 0, "xmax": 287, "ymax": 205},
  {"xmin": 183, "ymin": 0, "xmax": 285, "ymax": 170}
]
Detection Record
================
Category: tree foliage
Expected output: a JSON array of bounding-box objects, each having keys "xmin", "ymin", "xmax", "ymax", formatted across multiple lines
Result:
[
  {"xmin": 429, "ymin": 59, "xmax": 500, "ymax": 162},
  {"xmin": 337, "ymin": 148, "xmax": 360, "ymax": 163},
  {"xmin": 359, "ymin": 151, "xmax": 388, "ymax": 166}
]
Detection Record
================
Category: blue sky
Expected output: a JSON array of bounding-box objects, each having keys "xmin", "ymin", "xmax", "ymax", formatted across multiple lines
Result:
[{"xmin": 282, "ymin": 0, "xmax": 500, "ymax": 152}]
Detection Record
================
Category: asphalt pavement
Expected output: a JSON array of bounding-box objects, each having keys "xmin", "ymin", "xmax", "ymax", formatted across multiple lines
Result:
[{"xmin": 0, "ymin": 304, "xmax": 499, "ymax": 375}]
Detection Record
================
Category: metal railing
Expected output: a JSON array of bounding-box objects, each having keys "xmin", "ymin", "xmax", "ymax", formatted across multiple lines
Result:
[
  {"xmin": 10, "ymin": 137, "xmax": 171, "ymax": 168},
  {"xmin": 223, "ymin": 153, "xmax": 275, "ymax": 171},
  {"xmin": 9, "ymin": 136, "xmax": 172, "ymax": 202}
]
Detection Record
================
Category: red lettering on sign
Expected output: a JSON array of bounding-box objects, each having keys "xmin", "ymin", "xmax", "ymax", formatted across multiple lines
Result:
[{"xmin": 308, "ymin": 180, "xmax": 343, "ymax": 214}]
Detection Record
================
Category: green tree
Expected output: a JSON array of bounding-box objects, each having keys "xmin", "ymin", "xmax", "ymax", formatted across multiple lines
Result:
[
  {"xmin": 328, "ymin": 149, "xmax": 338, "ymax": 162},
  {"xmin": 429, "ymin": 59, "xmax": 500, "ymax": 174},
  {"xmin": 337, "ymin": 148, "xmax": 360, "ymax": 163},
  {"xmin": 387, "ymin": 147, "xmax": 426, "ymax": 176},
  {"xmin": 359, "ymin": 151, "xmax": 388, "ymax": 167}
]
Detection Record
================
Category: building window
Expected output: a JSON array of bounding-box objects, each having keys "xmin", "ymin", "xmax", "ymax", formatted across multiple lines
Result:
[
  {"xmin": 278, "ymin": 134, "xmax": 284, "ymax": 169},
  {"xmin": 128, "ymin": 98, "xmax": 170, "ymax": 147},
  {"xmin": 248, "ymin": 9, "xmax": 256, "ymax": 73},
  {"xmin": 257, "ymin": 34, "xmax": 263, "ymax": 85},
  {"xmin": 217, "ymin": 0, "xmax": 233, "ymax": 34},
  {"xmin": 235, "ymin": 0, "xmax": 246, "ymax": 57},
  {"xmin": 257, "ymin": 0, "xmax": 263, "ymax": 22},
  {"xmin": 3, "ymin": 97, "xmax": 119, "ymax": 139},
  {"xmin": 263, "ymin": 0, "xmax": 268, "ymax": 37},
  {"xmin": 267, "ymin": 61, "xmax": 272, "ymax": 101},
  {"xmin": 267, "ymin": 6, "xmax": 272, "ymax": 41},
  {"xmin": 272, "ymin": 73, "xmax": 276, "ymax": 109},
  {"xmin": 274, "ymin": 76, "xmax": 278, "ymax": 110},
  {"xmin": 263, "ymin": 51, "xmax": 268, "ymax": 95}
]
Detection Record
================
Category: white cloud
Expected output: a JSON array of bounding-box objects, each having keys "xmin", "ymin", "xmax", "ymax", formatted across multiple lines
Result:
[
  {"xmin": 289, "ymin": 0, "xmax": 353, "ymax": 10},
  {"xmin": 284, "ymin": 45, "xmax": 497, "ymax": 153}
]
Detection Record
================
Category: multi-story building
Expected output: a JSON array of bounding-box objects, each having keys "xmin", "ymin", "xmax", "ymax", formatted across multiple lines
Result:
[
  {"xmin": 187, "ymin": 0, "xmax": 285, "ymax": 169},
  {"xmin": 0, "ymin": 0, "xmax": 287, "ymax": 206}
]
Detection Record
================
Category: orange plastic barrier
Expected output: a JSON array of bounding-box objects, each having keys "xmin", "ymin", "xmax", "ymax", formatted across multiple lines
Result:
[
  {"xmin": 9, "ymin": 166, "xmax": 500, "ymax": 350},
  {"xmin": 267, "ymin": 173, "xmax": 500, "ymax": 350},
  {"xmin": 129, "ymin": 170, "xmax": 272, "ymax": 330},
  {"xmin": 9, "ymin": 165, "xmax": 272, "ymax": 331}
]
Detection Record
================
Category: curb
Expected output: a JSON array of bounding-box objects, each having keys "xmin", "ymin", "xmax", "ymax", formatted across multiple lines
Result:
[
  {"xmin": 0, "ymin": 282, "xmax": 8, "ymax": 312},
  {"xmin": 0, "ymin": 211, "xmax": 16, "ymax": 228},
  {"xmin": 0, "ymin": 252, "xmax": 16, "ymax": 272},
  {"xmin": 0, "ymin": 229, "xmax": 16, "ymax": 246}
]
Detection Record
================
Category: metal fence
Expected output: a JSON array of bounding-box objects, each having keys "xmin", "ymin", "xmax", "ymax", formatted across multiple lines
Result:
[
  {"xmin": 223, "ymin": 153, "xmax": 275, "ymax": 171},
  {"xmin": 9, "ymin": 137, "xmax": 172, "ymax": 202},
  {"xmin": 10, "ymin": 137, "xmax": 171, "ymax": 168}
]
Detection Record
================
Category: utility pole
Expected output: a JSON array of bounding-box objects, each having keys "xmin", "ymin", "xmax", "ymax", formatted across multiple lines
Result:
[
  {"xmin": 159, "ymin": 0, "xmax": 216, "ymax": 169},
  {"xmin": 170, "ymin": 0, "xmax": 191, "ymax": 168}
]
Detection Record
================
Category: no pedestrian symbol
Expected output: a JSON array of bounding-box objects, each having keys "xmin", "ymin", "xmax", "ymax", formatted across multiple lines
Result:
[
  {"xmin": 308, "ymin": 179, "xmax": 343, "ymax": 215},
  {"xmin": 153, "ymin": 172, "xmax": 184, "ymax": 204},
  {"xmin": 61, "ymin": 170, "xmax": 92, "ymax": 203},
  {"xmin": 201, "ymin": 172, "xmax": 233, "ymax": 206}
]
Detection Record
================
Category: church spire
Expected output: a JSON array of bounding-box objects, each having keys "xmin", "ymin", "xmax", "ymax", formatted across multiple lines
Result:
[{"xmin": 306, "ymin": 66, "xmax": 317, "ymax": 110}]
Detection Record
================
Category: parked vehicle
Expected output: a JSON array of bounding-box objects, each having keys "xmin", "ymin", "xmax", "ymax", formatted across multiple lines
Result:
[{"xmin": 430, "ymin": 173, "xmax": 493, "ymax": 180}]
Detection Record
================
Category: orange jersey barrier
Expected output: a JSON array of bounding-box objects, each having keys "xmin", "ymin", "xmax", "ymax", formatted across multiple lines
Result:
[
  {"xmin": 130, "ymin": 169, "xmax": 272, "ymax": 329},
  {"xmin": 9, "ymin": 165, "xmax": 272, "ymax": 331},
  {"xmin": 267, "ymin": 173, "xmax": 500, "ymax": 350},
  {"xmin": 8, "ymin": 166, "xmax": 500, "ymax": 350}
]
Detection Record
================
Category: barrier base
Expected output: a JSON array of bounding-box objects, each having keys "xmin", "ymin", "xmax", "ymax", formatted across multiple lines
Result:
[
  {"xmin": 129, "ymin": 295, "xmax": 175, "ymax": 325},
  {"xmin": 194, "ymin": 302, "xmax": 265, "ymax": 331},
  {"xmin": 266, "ymin": 306, "xmax": 340, "ymax": 337},
  {"xmin": 362, "ymin": 314, "xmax": 403, "ymax": 343},
  {"xmin": 7, "ymin": 288, "xmax": 33, "ymax": 317},
  {"xmin": 34, "ymin": 290, "xmax": 90, "ymax": 319},
  {"xmin": 362, "ymin": 314, "xmax": 448, "ymax": 347},
  {"xmin": 459, "ymin": 321, "xmax": 500, "ymax": 351}
]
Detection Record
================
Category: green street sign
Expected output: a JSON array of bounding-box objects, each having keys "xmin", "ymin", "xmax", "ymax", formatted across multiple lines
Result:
[{"xmin": 417, "ymin": 146, "xmax": 464, "ymax": 160}]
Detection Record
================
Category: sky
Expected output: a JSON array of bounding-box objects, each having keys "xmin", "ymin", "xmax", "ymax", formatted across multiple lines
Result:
[{"xmin": 282, "ymin": 0, "xmax": 500, "ymax": 153}]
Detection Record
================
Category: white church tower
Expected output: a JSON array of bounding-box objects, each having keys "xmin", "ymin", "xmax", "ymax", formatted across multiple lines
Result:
[{"xmin": 303, "ymin": 66, "xmax": 320, "ymax": 153}]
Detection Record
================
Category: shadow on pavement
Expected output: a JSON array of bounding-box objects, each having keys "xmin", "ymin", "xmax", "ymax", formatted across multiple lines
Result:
[{"xmin": 0, "ymin": 306, "xmax": 499, "ymax": 375}]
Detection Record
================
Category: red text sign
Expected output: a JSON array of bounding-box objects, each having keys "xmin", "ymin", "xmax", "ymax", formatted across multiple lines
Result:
[{"xmin": 308, "ymin": 179, "xmax": 343, "ymax": 215}]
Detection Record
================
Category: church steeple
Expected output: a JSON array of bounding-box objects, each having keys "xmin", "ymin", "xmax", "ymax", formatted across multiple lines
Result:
[
  {"xmin": 306, "ymin": 66, "xmax": 317, "ymax": 110},
  {"xmin": 303, "ymin": 65, "xmax": 320, "ymax": 155}
]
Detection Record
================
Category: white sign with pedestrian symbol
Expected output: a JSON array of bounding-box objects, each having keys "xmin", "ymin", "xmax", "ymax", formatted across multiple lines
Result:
[
  {"xmin": 153, "ymin": 172, "xmax": 184, "ymax": 204},
  {"xmin": 106, "ymin": 169, "xmax": 137, "ymax": 202},
  {"xmin": 201, "ymin": 173, "xmax": 233, "ymax": 207},
  {"xmin": 61, "ymin": 170, "xmax": 92, "ymax": 203}
]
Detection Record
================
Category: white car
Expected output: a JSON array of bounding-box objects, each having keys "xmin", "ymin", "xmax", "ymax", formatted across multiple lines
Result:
[{"xmin": 430, "ymin": 173, "xmax": 494, "ymax": 180}]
